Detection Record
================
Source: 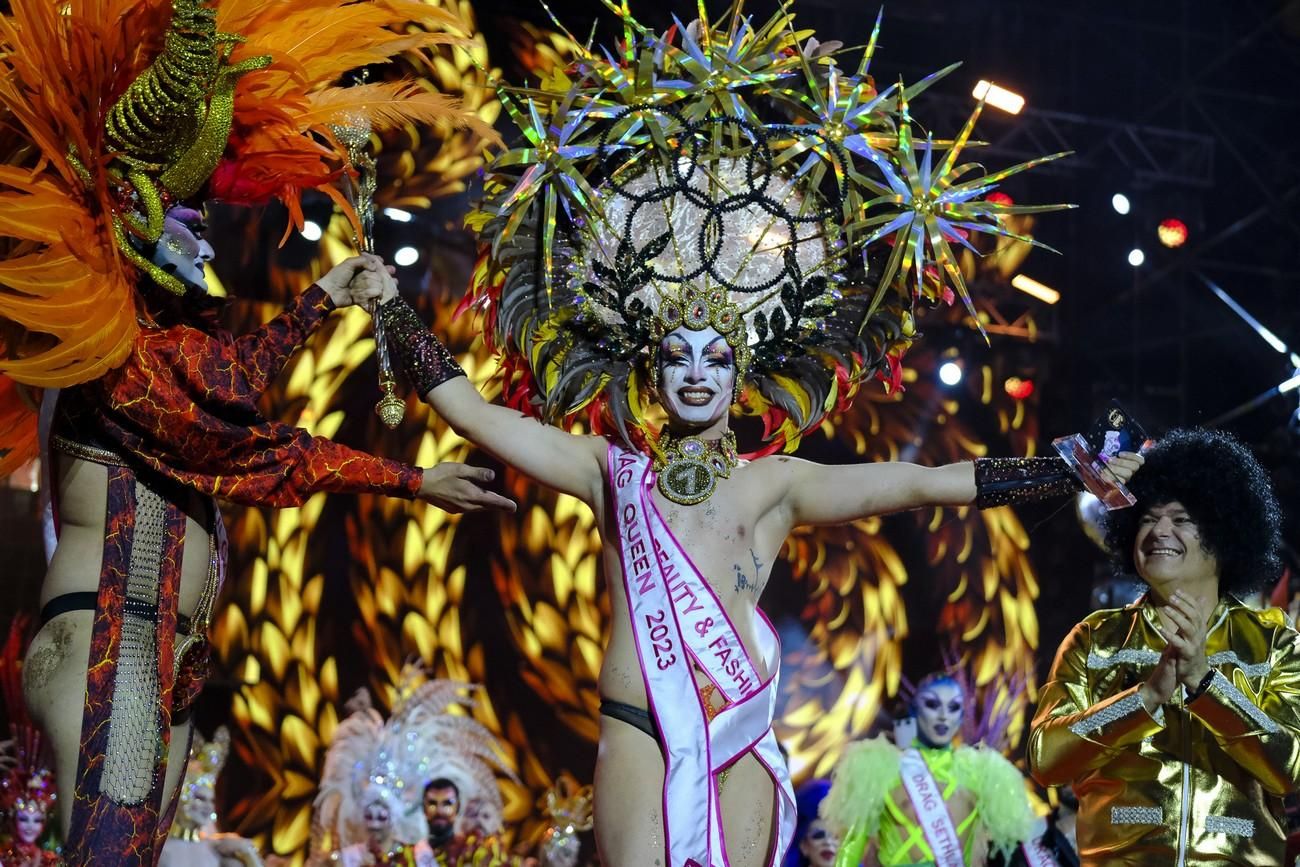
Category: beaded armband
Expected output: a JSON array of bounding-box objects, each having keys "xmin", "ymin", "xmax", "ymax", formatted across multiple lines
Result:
[
  {"xmin": 376, "ymin": 298, "xmax": 465, "ymax": 397},
  {"xmin": 973, "ymin": 456, "xmax": 1082, "ymax": 509}
]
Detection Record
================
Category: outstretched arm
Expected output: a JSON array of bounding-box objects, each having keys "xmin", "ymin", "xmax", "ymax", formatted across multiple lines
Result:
[
  {"xmin": 377, "ymin": 296, "xmax": 605, "ymax": 506},
  {"xmin": 781, "ymin": 452, "xmax": 1144, "ymax": 528}
]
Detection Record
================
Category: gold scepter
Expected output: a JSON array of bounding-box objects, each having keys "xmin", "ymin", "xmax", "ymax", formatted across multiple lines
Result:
[{"xmin": 333, "ymin": 116, "xmax": 407, "ymax": 429}]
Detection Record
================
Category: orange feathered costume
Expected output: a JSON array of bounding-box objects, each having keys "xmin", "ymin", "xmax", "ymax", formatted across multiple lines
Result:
[
  {"xmin": 0, "ymin": 0, "xmax": 494, "ymax": 471},
  {"xmin": 0, "ymin": 2, "xmax": 496, "ymax": 863}
]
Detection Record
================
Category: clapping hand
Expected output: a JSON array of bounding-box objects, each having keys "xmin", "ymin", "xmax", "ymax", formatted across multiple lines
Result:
[
  {"xmin": 1140, "ymin": 590, "xmax": 1211, "ymax": 711},
  {"xmin": 1161, "ymin": 590, "xmax": 1212, "ymax": 690}
]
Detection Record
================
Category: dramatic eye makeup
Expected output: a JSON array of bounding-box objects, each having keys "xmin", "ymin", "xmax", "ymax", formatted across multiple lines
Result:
[{"xmin": 703, "ymin": 339, "xmax": 733, "ymax": 366}]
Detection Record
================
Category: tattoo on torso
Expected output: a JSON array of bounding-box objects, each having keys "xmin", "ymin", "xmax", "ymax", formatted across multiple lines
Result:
[{"xmin": 733, "ymin": 549, "xmax": 763, "ymax": 596}]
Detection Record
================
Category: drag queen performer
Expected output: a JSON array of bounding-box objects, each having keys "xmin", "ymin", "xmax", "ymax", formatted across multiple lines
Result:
[
  {"xmin": 159, "ymin": 728, "xmax": 263, "ymax": 867},
  {"xmin": 0, "ymin": 1, "xmax": 509, "ymax": 863},
  {"xmin": 310, "ymin": 670, "xmax": 511, "ymax": 867},
  {"xmin": 374, "ymin": 5, "xmax": 1144, "ymax": 865},
  {"xmin": 820, "ymin": 672, "xmax": 1035, "ymax": 866},
  {"xmin": 1, "ymin": 619, "xmax": 59, "ymax": 866}
]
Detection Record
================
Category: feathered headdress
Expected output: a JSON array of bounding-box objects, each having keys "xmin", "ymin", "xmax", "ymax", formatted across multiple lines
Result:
[
  {"xmin": 312, "ymin": 669, "xmax": 513, "ymax": 852},
  {"xmin": 172, "ymin": 726, "xmax": 231, "ymax": 833},
  {"xmin": 466, "ymin": 2, "xmax": 1068, "ymax": 453},
  {"xmin": 0, "ymin": 0, "xmax": 497, "ymax": 474}
]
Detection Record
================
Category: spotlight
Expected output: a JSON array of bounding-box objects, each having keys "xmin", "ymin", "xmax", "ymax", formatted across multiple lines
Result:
[
  {"xmin": 938, "ymin": 361, "xmax": 963, "ymax": 386},
  {"xmin": 383, "ymin": 207, "xmax": 414, "ymax": 223},
  {"xmin": 393, "ymin": 246, "xmax": 420, "ymax": 267},
  {"xmin": 1011, "ymin": 274, "xmax": 1060, "ymax": 305},
  {"xmin": 972, "ymin": 80, "xmax": 1025, "ymax": 114},
  {"xmin": 1111, "ymin": 194, "xmax": 1131, "ymax": 215},
  {"xmin": 300, "ymin": 220, "xmax": 323, "ymax": 242},
  {"xmin": 1127, "ymin": 248, "xmax": 1145, "ymax": 267},
  {"xmin": 1157, "ymin": 218, "xmax": 1188, "ymax": 249},
  {"xmin": 985, "ymin": 191, "xmax": 1014, "ymax": 207}
]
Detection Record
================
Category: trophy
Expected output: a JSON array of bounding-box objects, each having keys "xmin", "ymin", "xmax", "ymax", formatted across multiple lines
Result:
[
  {"xmin": 1052, "ymin": 399, "xmax": 1153, "ymax": 510},
  {"xmin": 333, "ymin": 116, "xmax": 406, "ymax": 430}
]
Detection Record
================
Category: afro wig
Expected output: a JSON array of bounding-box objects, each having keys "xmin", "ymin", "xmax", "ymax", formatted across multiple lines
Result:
[{"xmin": 1104, "ymin": 427, "xmax": 1283, "ymax": 597}]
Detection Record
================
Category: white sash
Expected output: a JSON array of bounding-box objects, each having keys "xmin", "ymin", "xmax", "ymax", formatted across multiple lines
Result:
[
  {"xmin": 1020, "ymin": 835, "xmax": 1061, "ymax": 867},
  {"xmin": 609, "ymin": 444, "xmax": 794, "ymax": 867},
  {"xmin": 898, "ymin": 749, "xmax": 964, "ymax": 867}
]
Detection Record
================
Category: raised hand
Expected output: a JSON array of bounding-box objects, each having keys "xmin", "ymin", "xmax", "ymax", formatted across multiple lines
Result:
[
  {"xmin": 419, "ymin": 464, "xmax": 516, "ymax": 514},
  {"xmin": 1101, "ymin": 450, "xmax": 1145, "ymax": 486}
]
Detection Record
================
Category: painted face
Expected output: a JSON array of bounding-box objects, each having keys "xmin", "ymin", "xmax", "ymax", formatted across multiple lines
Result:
[
  {"xmin": 14, "ymin": 807, "xmax": 44, "ymax": 845},
  {"xmin": 1133, "ymin": 501, "xmax": 1218, "ymax": 589},
  {"xmin": 362, "ymin": 800, "xmax": 392, "ymax": 834},
  {"xmin": 179, "ymin": 783, "xmax": 216, "ymax": 830},
  {"xmin": 914, "ymin": 680, "xmax": 964, "ymax": 748},
  {"xmin": 423, "ymin": 786, "xmax": 459, "ymax": 835},
  {"xmin": 152, "ymin": 206, "xmax": 213, "ymax": 291},
  {"xmin": 657, "ymin": 327, "xmax": 736, "ymax": 428},
  {"xmin": 798, "ymin": 818, "xmax": 839, "ymax": 867}
]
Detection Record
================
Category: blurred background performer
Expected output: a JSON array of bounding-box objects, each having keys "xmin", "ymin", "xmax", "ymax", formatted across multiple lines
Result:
[
  {"xmin": 368, "ymin": 4, "xmax": 1144, "ymax": 864},
  {"xmin": 821, "ymin": 671, "xmax": 1035, "ymax": 867},
  {"xmin": 0, "ymin": 1, "xmax": 511, "ymax": 863},
  {"xmin": 1029, "ymin": 429, "xmax": 1300, "ymax": 866}
]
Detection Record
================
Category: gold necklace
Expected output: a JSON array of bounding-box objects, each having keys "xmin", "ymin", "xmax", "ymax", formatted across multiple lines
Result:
[{"xmin": 653, "ymin": 430, "xmax": 739, "ymax": 505}]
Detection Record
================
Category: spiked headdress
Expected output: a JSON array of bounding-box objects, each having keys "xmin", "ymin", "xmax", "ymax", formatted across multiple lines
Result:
[{"xmin": 467, "ymin": 3, "xmax": 1068, "ymax": 452}]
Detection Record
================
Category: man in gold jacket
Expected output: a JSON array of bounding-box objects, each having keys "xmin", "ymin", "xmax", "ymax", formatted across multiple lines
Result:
[{"xmin": 1028, "ymin": 428, "xmax": 1299, "ymax": 866}]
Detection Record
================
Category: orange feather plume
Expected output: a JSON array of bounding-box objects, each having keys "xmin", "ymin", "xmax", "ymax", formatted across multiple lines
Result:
[{"xmin": 0, "ymin": 0, "xmax": 499, "ymax": 456}]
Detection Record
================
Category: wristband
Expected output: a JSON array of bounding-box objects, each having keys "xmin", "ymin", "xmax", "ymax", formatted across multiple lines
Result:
[
  {"xmin": 1187, "ymin": 668, "xmax": 1217, "ymax": 702},
  {"xmin": 973, "ymin": 456, "xmax": 1083, "ymax": 509},
  {"xmin": 376, "ymin": 297, "xmax": 466, "ymax": 396}
]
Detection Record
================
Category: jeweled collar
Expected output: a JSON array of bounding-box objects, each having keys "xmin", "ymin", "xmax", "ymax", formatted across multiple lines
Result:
[{"xmin": 651, "ymin": 429, "xmax": 739, "ymax": 506}]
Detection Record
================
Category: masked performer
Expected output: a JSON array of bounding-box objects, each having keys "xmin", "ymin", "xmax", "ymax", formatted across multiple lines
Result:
[
  {"xmin": 311, "ymin": 670, "xmax": 512, "ymax": 867},
  {"xmin": 1028, "ymin": 429, "xmax": 1300, "ymax": 865},
  {"xmin": 0, "ymin": 2, "xmax": 512, "ymax": 863},
  {"xmin": 1, "ymin": 620, "xmax": 59, "ymax": 867},
  {"xmin": 159, "ymin": 728, "xmax": 263, "ymax": 867},
  {"xmin": 821, "ymin": 673, "xmax": 1034, "ymax": 867},
  {"xmin": 369, "ymin": 6, "xmax": 1144, "ymax": 866}
]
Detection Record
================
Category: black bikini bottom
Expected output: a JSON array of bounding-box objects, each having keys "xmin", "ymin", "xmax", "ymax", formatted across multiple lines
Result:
[
  {"xmin": 600, "ymin": 698, "xmax": 661, "ymax": 744},
  {"xmin": 40, "ymin": 591, "xmax": 193, "ymax": 635}
]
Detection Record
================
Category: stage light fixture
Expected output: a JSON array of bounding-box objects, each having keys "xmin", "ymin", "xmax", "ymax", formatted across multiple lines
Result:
[
  {"xmin": 300, "ymin": 220, "xmax": 323, "ymax": 242},
  {"xmin": 1127, "ymin": 248, "xmax": 1145, "ymax": 267},
  {"xmin": 1004, "ymin": 376, "xmax": 1035, "ymax": 400},
  {"xmin": 394, "ymin": 246, "xmax": 420, "ymax": 267},
  {"xmin": 972, "ymin": 80, "xmax": 1024, "ymax": 114},
  {"xmin": 939, "ymin": 361, "xmax": 964, "ymax": 386},
  {"xmin": 1111, "ymin": 194, "xmax": 1131, "ymax": 215},
  {"xmin": 1011, "ymin": 274, "xmax": 1060, "ymax": 305},
  {"xmin": 1157, "ymin": 218, "xmax": 1188, "ymax": 248},
  {"xmin": 383, "ymin": 207, "xmax": 414, "ymax": 223}
]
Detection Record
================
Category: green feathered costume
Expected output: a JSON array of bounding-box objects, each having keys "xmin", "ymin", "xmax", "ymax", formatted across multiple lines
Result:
[{"xmin": 821, "ymin": 737, "xmax": 1035, "ymax": 866}]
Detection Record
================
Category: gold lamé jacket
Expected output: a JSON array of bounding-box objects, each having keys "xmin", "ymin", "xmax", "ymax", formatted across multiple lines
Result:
[{"xmin": 1028, "ymin": 595, "xmax": 1300, "ymax": 866}]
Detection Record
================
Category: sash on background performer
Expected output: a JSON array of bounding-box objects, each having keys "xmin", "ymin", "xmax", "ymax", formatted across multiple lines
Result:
[
  {"xmin": 822, "ymin": 672, "xmax": 1036, "ymax": 867},
  {"xmin": 0, "ymin": 2, "xmax": 511, "ymax": 862},
  {"xmin": 366, "ymin": 5, "xmax": 1144, "ymax": 865}
]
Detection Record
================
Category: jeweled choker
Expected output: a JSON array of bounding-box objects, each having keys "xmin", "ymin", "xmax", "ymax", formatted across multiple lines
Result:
[{"xmin": 652, "ymin": 430, "xmax": 739, "ymax": 506}]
